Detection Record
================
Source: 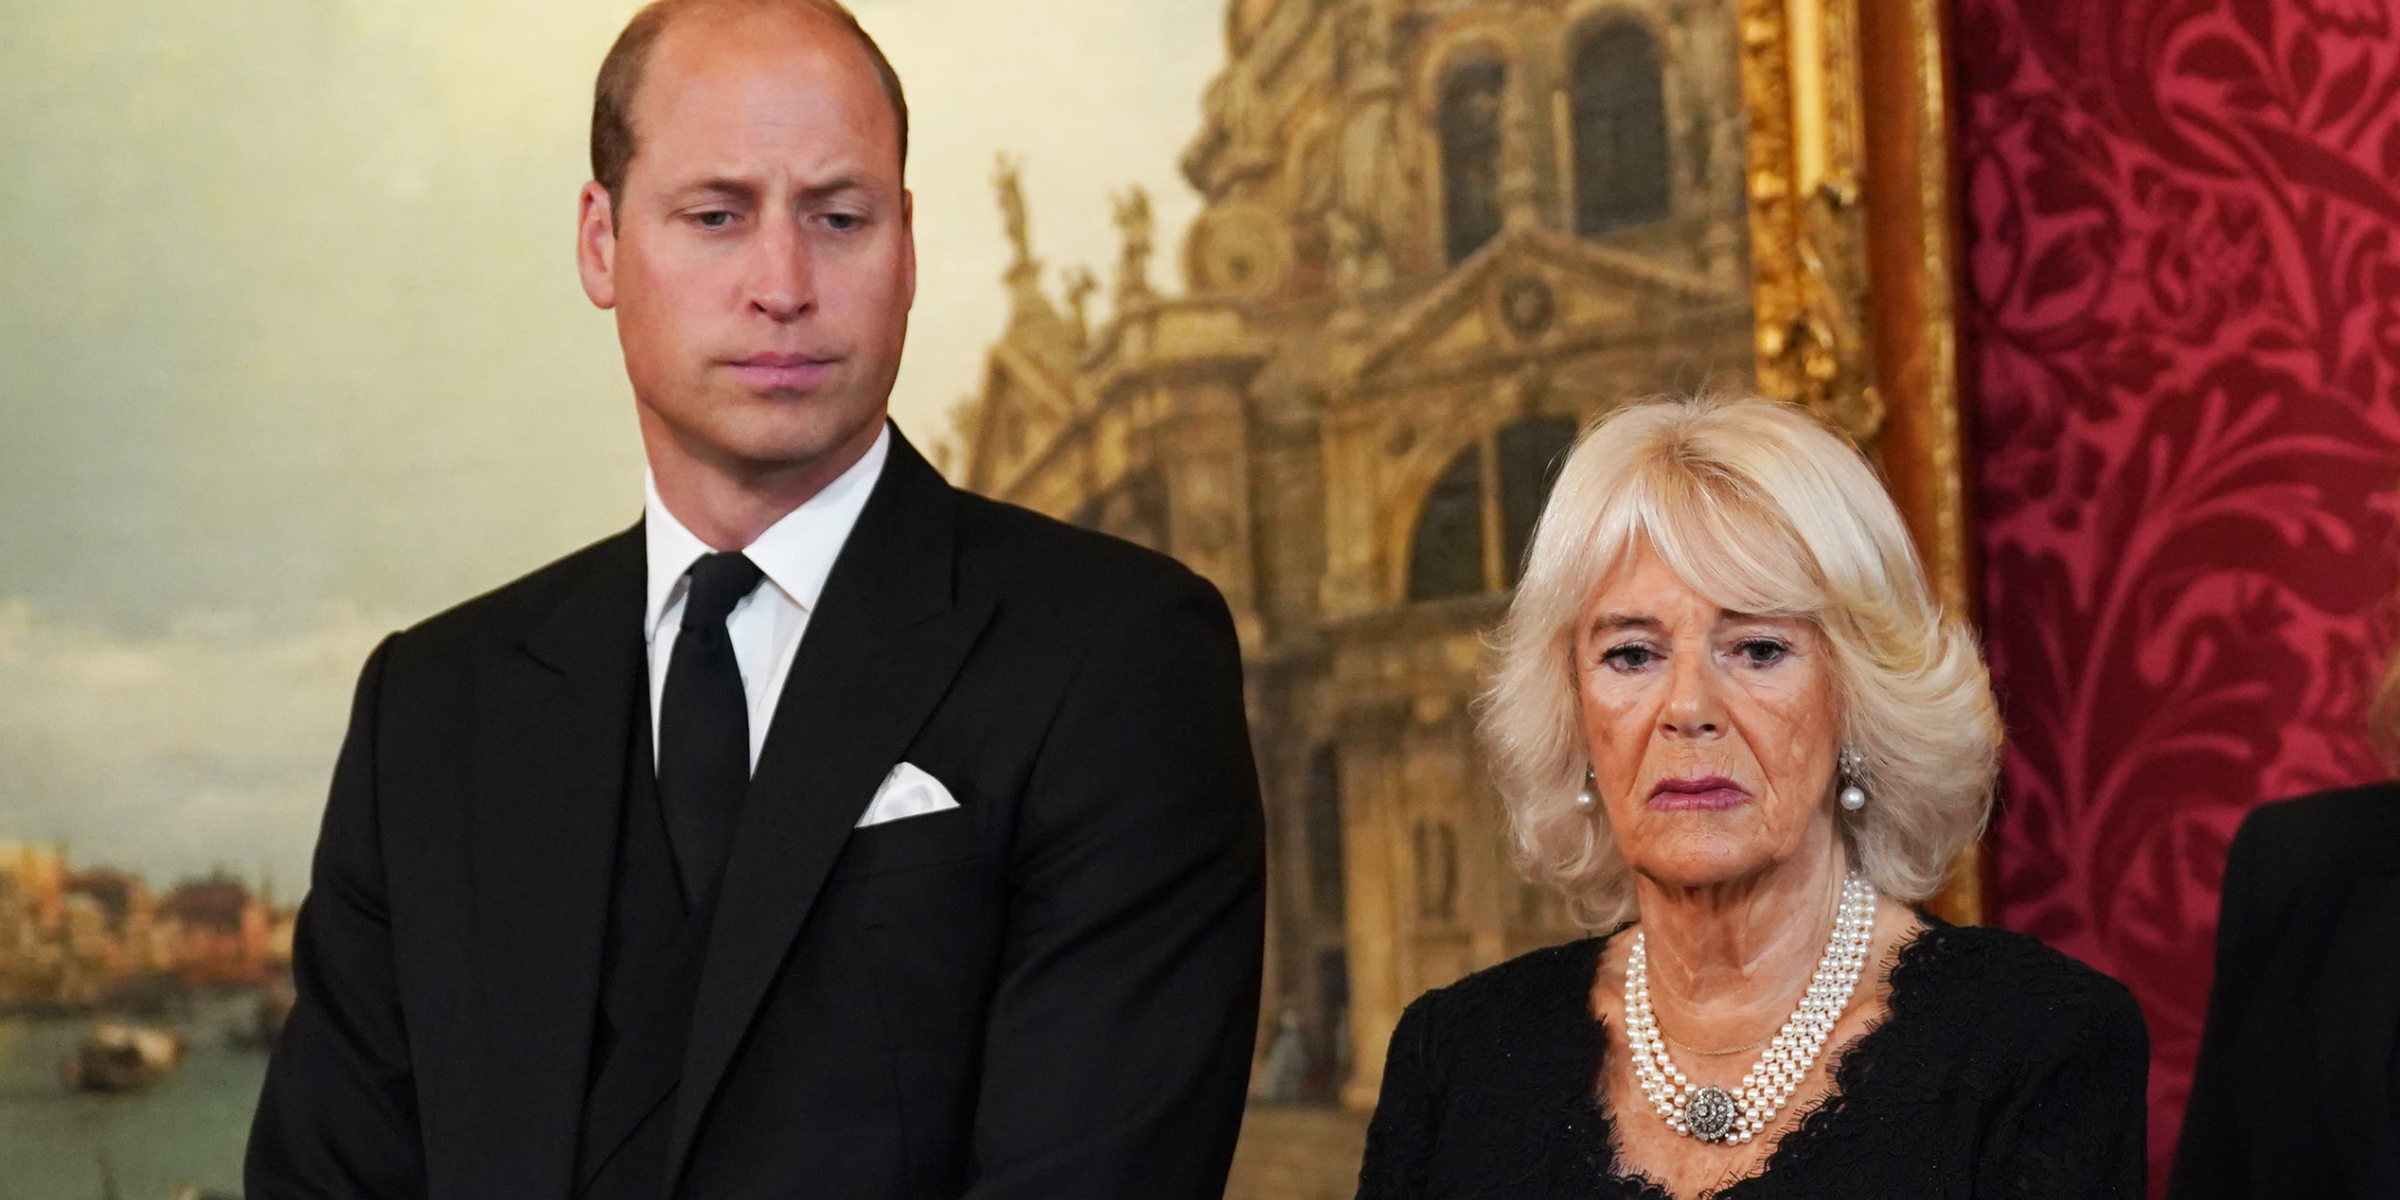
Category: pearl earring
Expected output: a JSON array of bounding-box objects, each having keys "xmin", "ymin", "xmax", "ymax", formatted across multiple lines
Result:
[
  {"xmin": 1574, "ymin": 770, "xmax": 1597, "ymax": 810},
  {"xmin": 1838, "ymin": 748, "xmax": 1868, "ymax": 812}
]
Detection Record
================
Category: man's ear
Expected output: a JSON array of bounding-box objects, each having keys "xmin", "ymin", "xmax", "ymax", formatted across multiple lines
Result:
[
  {"xmin": 577, "ymin": 181, "xmax": 619, "ymax": 310},
  {"xmin": 899, "ymin": 188, "xmax": 916, "ymax": 313}
]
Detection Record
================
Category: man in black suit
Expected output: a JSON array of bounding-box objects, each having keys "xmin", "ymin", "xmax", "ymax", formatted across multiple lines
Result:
[
  {"xmin": 244, "ymin": 1, "xmax": 1266, "ymax": 1196},
  {"xmin": 2170, "ymin": 781, "xmax": 2400, "ymax": 1199}
]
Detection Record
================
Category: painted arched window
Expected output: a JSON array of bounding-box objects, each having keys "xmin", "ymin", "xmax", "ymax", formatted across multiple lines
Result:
[
  {"xmin": 1498, "ymin": 416, "xmax": 1578, "ymax": 584},
  {"xmin": 1305, "ymin": 745, "xmax": 1346, "ymax": 923},
  {"xmin": 1070, "ymin": 469, "xmax": 1170, "ymax": 552},
  {"xmin": 1406, "ymin": 442, "xmax": 1486, "ymax": 601},
  {"xmin": 1413, "ymin": 820, "xmax": 1458, "ymax": 920},
  {"xmin": 1570, "ymin": 22, "xmax": 1671, "ymax": 235},
  {"xmin": 1406, "ymin": 416, "xmax": 1582, "ymax": 602},
  {"xmin": 1438, "ymin": 58, "xmax": 1507, "ymax": 264}
]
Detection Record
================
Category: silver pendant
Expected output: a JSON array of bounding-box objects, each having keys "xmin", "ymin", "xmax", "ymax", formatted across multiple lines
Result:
[{"xmin": 1683, "ymin": 1085, "xmax": 1739, "ymax": 1141}]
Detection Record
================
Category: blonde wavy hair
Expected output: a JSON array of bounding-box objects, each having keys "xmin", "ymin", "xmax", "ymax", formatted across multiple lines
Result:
[
  {"xmin": 1478, "ymin": 396, "xmax": 2002, "ymax": 930},
  {"xmin": 2373, "ymin": 634, "xmax": 2400, "ymax": 769}
]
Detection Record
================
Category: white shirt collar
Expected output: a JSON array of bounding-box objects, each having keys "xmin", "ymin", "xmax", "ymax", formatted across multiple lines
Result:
[{"xmin": 641, "ymin": 424, "xmax": 892, "ymax": 641}]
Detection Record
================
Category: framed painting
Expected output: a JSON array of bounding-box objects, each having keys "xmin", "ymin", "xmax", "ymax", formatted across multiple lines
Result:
[
  {"xmin": 952, "ymin": 0, "xmax": 1978, "ymax": 1114},
  {"xmin": 1743, "ymin": 0, "xmax": 1983, "ymax": 925},
  {"xmin": 0, "ymin": 0, "xmax": 1974, "ymax": 1192}
]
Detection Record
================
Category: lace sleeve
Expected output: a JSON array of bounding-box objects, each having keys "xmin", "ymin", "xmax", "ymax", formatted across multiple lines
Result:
[
  {"xmin": 1356, "ymin": 995, "xmax": 1443, "ymax": 1200},
  {"xmin": 1973, "ymin": 979, "xmax": 2151, "ymax": 1199}
]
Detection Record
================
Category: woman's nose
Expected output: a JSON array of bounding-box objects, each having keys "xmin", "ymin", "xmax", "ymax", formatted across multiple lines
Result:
[{"xmin": 1661, "ymin": 656, "xmax": 1723, "ymax": 737}]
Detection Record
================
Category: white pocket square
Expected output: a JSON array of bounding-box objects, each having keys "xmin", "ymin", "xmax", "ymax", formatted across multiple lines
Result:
[{"xmin": 856, "ymin": 761, "xmax": 960, "ymax": 828}]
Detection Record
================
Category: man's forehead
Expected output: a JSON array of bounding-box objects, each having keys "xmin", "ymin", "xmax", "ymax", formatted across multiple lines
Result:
[
  {"xmin": 648, "ymin": 0, "xmax": 856, "ymax": 62},
  {"xmin": 631, "ymin": 7, "xmax": 898, "ymax": 167},
  {"xmin": 643, "ymin": 19, "xmax": 868, "ymax": 116}
]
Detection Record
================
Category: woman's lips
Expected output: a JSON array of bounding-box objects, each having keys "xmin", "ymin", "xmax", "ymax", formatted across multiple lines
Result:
[
  {"xmin": 726, "ymin": 354, "xmax": 839, "ymax": 392},
  {"xmin": 1646, "ymin": 775, "xmax": 1752, "ymax": 811}
]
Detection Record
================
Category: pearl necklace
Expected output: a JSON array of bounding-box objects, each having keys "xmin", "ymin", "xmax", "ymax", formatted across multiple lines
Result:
[{"xmin": 1622, "ymin": 873, "xmax": 1877, "ymax": 1144}]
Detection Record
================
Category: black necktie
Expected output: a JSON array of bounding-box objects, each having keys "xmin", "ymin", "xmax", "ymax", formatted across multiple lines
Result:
[{"xmin": 658, "ymin": 551, "xmax": 764, "ymax": 908}]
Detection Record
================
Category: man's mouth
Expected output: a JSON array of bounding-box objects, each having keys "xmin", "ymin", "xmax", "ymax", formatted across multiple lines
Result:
[{"xmin": 726, "ymin": 352, "xmax": 840, "ymax": 392}]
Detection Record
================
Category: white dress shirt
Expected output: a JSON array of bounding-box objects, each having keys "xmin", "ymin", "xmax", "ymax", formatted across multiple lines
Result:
[{"xmin": 643, "ymin": 426, "xmax": 889, "ymax": 771}]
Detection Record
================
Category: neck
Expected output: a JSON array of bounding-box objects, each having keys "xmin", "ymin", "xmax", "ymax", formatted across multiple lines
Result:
[
  {"xmin": 1633, "ymin": 824, "xmax": 1850, "ymax": 1046},
  {"xmin": 640, "ymin": 412, "xmax": 884, "ymax": 552}
]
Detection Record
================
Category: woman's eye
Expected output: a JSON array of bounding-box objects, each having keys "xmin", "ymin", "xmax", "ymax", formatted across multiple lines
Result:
[
  {"xmin": 1601, "ymin": 645, "xmax": 1657, "ymax": 672},
  {"xmin": 1732, "ymin": 638, "xmax": 1788, "ymax": 667}
]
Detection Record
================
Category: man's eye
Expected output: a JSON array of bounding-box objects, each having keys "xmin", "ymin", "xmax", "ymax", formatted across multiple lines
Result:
[
  {"xmin": 822, "ymin": 212, "xmax": 862, "ymax": 232},
  {"xmin": 692, "ymin": 211, "xmax": 735, "ymax": 230},
  {"xmin": 1733, "ymin": 638, "xmax": 1788, "ymax": 666}
]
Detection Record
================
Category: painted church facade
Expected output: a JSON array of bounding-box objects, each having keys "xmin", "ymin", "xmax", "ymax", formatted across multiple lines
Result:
[{"xmin": 950, "ymin": 0, "xmax": 1755, "ymax": 1106}]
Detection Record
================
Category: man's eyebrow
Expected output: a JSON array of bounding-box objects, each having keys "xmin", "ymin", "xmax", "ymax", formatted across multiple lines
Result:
[
  {"xmin": 795, "ymin": 176, "xmax": 870, "ymax": 203},
  {"xmin": 666, "ymin": 176, "xmax": 874, "ymax": 205},
  {"xmin": 671, "ymin": 177, "xmax": 761, "ymax": 204}
]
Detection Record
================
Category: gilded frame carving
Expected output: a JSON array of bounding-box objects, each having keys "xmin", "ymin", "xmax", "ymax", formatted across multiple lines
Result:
[{"xmin": 1738, "ymin": 0, "xmax": 1983, "ymax": 922}]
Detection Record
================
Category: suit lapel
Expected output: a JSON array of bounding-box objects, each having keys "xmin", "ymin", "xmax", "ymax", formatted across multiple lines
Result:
[
  {"xmin": 2315, "ymin": 868, "xmax": 2400, "ymax": 1199},
  {"xmin": 666, "ymin": 432, "xmax": 994, "ymax": 1184},
  {"xmin": 468, "ymin": 527, "xmax": 645, "ymax": 1195}
]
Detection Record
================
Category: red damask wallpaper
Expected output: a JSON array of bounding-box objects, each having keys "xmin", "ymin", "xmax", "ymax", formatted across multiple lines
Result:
[{"xmin": 1952, "ymin": 0, "xmax": 2400, "ymax": 1189}]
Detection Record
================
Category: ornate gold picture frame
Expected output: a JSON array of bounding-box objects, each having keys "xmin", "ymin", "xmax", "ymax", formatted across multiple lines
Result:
[{"xmin": 1739, "ymin": 0, "xmax": 1981, "ymax": 924}]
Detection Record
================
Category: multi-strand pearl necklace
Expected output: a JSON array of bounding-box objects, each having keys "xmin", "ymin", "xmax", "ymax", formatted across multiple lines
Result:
[{"xmin": 1622, "ymin": 872, "xmax": 1877, "ymax": 1144}]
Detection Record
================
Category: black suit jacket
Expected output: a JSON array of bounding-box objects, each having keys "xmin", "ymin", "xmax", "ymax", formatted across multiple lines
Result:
[
  {"xmin": 246, "ymin": 429, "xmax": 1267, "ymax": 1199},
  {"xmin": 2169, "ymin": 782, "xmax": 2400, "ymax": 1200}
]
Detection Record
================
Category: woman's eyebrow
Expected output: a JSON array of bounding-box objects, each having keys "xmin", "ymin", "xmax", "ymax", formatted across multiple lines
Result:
[{"xmin": 1589, "ymin": 613, "xmax": 1662, "ymax": 632}]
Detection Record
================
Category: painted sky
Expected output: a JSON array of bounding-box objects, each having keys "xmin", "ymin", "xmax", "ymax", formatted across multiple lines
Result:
[{"xmin": 0, "ymin": 0, "xmax": 1225, "ymax": 888}]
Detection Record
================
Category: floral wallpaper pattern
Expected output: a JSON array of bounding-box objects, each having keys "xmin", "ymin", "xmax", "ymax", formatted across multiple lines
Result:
[{"xmin": 1953, "ymin": 0, "xmax": 2400, "ymax": 1188}]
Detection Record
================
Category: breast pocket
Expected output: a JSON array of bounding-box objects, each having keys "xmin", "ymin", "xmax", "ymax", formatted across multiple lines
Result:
[{"xmin": 829, "ymin": 802, "xmax": 989, "ymax": 882}]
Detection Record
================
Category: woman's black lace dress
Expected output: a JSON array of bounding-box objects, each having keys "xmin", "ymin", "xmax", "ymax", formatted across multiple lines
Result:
[{"xmin": 1356, "ymin": 919, "xmax": 2148, "ymax": 1199}]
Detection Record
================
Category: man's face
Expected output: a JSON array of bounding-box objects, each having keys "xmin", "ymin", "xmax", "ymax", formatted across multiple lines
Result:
[{"xmin": 578, "ymin": 8, "xmax": 912, "ymax": 477}]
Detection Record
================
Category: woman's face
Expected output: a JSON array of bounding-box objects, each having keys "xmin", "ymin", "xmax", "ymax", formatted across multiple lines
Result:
[{"xmin": 1573, "ymin": 541, "xmax": 1843, "ymax": 890}]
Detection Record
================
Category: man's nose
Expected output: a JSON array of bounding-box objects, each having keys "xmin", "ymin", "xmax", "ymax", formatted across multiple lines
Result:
[{"xmin": 747, "ymin": 216, "xmax": 815, "ymax": 321}]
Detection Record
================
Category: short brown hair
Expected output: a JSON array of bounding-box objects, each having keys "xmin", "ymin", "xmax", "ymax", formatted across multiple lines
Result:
[{"xmin": 590, "ymin": 0, "xmax": 909, "ymax": 209}]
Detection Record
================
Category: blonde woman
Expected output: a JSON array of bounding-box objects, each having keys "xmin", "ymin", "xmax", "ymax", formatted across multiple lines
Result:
[{"xmin": 1357, "ymin": 397, "xmax": 2145, "ymax": 1199}]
